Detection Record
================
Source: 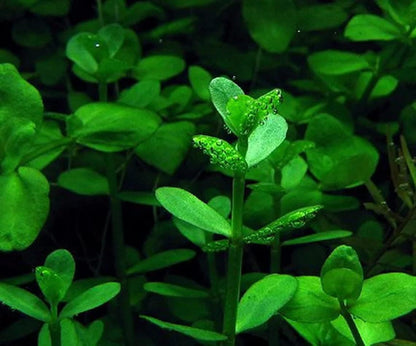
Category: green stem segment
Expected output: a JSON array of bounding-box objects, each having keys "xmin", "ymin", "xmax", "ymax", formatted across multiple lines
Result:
[
  {"xmin": 222, "ymin": 137, "xmax": 248, "ymax": 346},
  {"xmin": 339, "ymin": 300, "xmax": 365, "ymax": 346},
  {"xmin": 105, "ymin": 154, "xmax": 134, "ymax": 346},
  {"xmin": 49, "ymin": 304, "xmax": 60, "ymax": 346},
  {"xmin": 99, "ymin": 81, "xmax": 134, "ymax": 345}
]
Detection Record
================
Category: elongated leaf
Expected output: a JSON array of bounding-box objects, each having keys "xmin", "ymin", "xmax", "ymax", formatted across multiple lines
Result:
[
  {"xmin": 348, "ymin": 273, "xmax": 416, "ymax": 322},
  {"xmin": 308, "ymin": 50, "xmax": 369, "ymax": 75},
  {"xmin": 242, "ymin": 0, "xmax": 296, "ymax": 53},
  {"xmin": 140, "ymin": 315, "xmax": 227, "ymax": 341},
  {"xmin": 117, "ymin": 191, "xmax": 160, "ymax": 206},
  {"xmin": 279, "ymin": 276, "xmax": 340, "ymax": 323},
  {"xmin": 0, "ymin": 283, "xmax": 50, "ymax": 321},
  {"xmin": 155, "ymin": 187, "xmax": 232, "ymax": 237},
  {"xmin": 38, "ymin": 323, "xmax": 51, "ymax": 346},
  {"xmin": 57, "ymin": 168, "xmax": 109, "ymax": 195},
  {"xmin": 245, "ymin": 115, "xmax": 288, "ymax": 167},
  {"xmin": 0, "ymin": 167, "xmax": 49, "ymax": 251},
  {"xmin": 344, "ymin": 14, "xmax": 401, "ymax": 41},
  {"xmin": 67, "ymin": 102, "xmax": 161, "ymax": 152},
  {"xmin": 59, "ymin": 282, "xmax": 120, "ymax": 319},
  {"xmin": 282, "ymin": 230, "xmax": 352, "ymax": 246},
  {"xmin": 61, "ymin": 319, "xmax": 79, "ymax": 346},
  {"xmin": 236, "ymin": 274, "xmax": 297, "ymax": 333},
  {"xmin": 144, "ymin": 282, "xmax": 209, "ymax": 298},
  {"xmin": 209, "ymin": 77, "xmax": 244, "ymax": 131},
  {"xmin": 244, "ymin": 205, "xmax": 323, "ymax": 244},
  {"xmin": 127, "ymin": 249, "xmax": 195, "ymax": 275}
]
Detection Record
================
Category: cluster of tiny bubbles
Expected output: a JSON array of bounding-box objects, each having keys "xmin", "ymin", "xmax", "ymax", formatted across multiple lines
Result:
[
  {"xmin": 192, "ymin": 135, "xmax": 247, "ymax": 173},
  {"xmin": 202, "ymin": 239, "xmax": 230, "ymax": 252}
]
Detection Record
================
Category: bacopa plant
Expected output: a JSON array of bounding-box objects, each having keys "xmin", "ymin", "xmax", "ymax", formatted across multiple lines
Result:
[{"xmin": 1, "ymin": 0, "xmax": 416, "ymax": 345}]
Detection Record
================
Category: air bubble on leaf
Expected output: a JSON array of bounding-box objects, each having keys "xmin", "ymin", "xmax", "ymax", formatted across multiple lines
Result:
[
  {"xmin": 233, "ymin": 96, "xmax": 239, "ymax": 100},
  {"xmin": 216, "ymin": 140, "xmax": 223, "ymax": 146},
  {"xmin": 95, "ymin": 43, "xmax": 100, "ymax": 48}
]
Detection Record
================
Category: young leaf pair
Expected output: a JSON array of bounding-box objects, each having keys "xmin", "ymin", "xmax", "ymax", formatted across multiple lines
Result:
[{"xmin": 0, "ymin": 249, "xmax": 120, "ymax": 345}]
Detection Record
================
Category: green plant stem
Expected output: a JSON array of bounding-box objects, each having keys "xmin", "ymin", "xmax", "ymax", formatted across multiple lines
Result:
[
  {"xmin": 99, "ymin": 81, "xmax": 108, "ymax": 102},
  {"xmin": 339, "ymin": 300, "xmax": 364, "ymax": 346},
  {"xmin": 49, "ymin": 304, "xmax": 60, "ymax": 346},
  {"xmin": 222, "ymin": 138, "xmax": 248, "ymax": 346},
  {"xmin": 105, "ymin": 154, "xmax": 134, "ymax": 346},
  {"xmin": 96, "ymin": 0, "xmax": 104, "ymax": 26},
  {"xmin": 99, "ymin": 81, "xmax": 134, "ymax": 345},
  {"xmin": 268, "ymin": 235, "xmax": 281, "ymax": 346}
]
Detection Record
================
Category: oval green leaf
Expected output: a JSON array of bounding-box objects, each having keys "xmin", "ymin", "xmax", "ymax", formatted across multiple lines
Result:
[
  {"xmin": 236, "ymin": 274, "xmax": 297, "ymax": 333},
  {"xmin": 155, "ymin": 187, "xmax": 232, "ymax": 237}
]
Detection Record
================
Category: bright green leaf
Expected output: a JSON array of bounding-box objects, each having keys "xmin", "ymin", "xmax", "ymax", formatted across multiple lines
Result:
[
  {"xmin": 209, "ymin": 77, "xmax": 244, "ymax": 133},
  {"xmin": 0, "ymin": 167, "xmax": 49, "ymax": 251},
  {"xmin": 279, "ymin": 276, "xmax": 340, "ymax": 323},
  {"xmin": 0, "ymin": 283, "xmax": 50, "ymax": 322},
  {"xmin": 44, "ymin": 249, "xmax": 75, "ymax": 299},
  {"xmin": 155, "ymin": 187, "xmax": 232, "ymax": 237},
  {"xmin": 0, "ymin": 63, "xmax": 43, "ymax": 128},
  {"xmin": 59, "ymin": 282, "xmax": 120, "ymax": 319},
  {"xmin": 331, "ymin": 315, "xmax": 395, "ymax": 345},
  {"xmin": 245, "ymin": 115, "xmax": 288, "ymax": 167},
  {"xmin": 67, "ymin": 102, "xmax": 161, "ymax": 152},
  {"xmin": 282, "ymin": 230, "xmax": 352, "ymax": 246},
  {"xmin": 133, "ymin": 55, "xmax": 185, "ymax": 81},
  {"xmin": 38, "ymin": 323, "xmax": 51, "ymax": 346},
  {"xmin": 61, "ymin": 319, "xmax": 79, "ymax": 346},
  {"xmin": 349, "ymin": 273, "xmax": 416, "ymax": 322},
  {"xmin": 236, "ymin": 274, "xmax": 297, "ymax": 333}
]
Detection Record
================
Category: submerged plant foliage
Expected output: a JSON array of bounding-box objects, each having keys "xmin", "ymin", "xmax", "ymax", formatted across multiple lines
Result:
[{"xmin": 1, "ymin": 0, "xmax": 416, "ymax": 345}]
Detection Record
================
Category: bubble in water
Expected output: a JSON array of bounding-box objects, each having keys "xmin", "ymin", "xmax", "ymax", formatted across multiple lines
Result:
[
  {"xmin": 158, "ymin": 38, "xmax": 163, "ymax": 44},
  {"xmin": 297, "ymin": 29, "xmax": 301, "ymax": 33},
  {"xmin": 232, "ymin": 75, "xmax": 237, "ymax": 81}
]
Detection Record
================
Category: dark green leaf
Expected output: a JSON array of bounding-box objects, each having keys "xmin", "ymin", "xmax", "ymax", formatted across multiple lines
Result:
[
  {"xmin": 140, "ymin": 315, "xmax": 227, "ymax": 341},
  {"xmin": 118, "ymin": 191, "xmax": 160, "ymax": 206},
  {"xmin": 144, "ymin": 282, "xmax": 209, "ymax": 298},
  {"xmin": 118, "ymin": 80, "xmax": 161, "ymax": 108},
  {"xmin": 308, "ymin": 50, "xmax": 369, "ymax": 75},
  {"xmin": 127, "ymin": 249, "xmax": 195, "ymax": 275},
  {"xmin": 297, "ymin": 4, "xmax": 348, "ymax": 31},
  {"xmin": 12, "ymin": 18, "xmax": 51, "ymax": 48},
  {"xmin": 242, "ymin": 0, "xmax": 296, "ymax": 53},
  {"xmin": 57, "ymin": 168, "xmax": 109, "ymax": 196},
  {"xmin": 344, "ymin": 15, "xmax": 401, "ymax": 41},
  {"xmin": 188, "ymin": 66, "xmax": 212, "ymax": 100}
]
